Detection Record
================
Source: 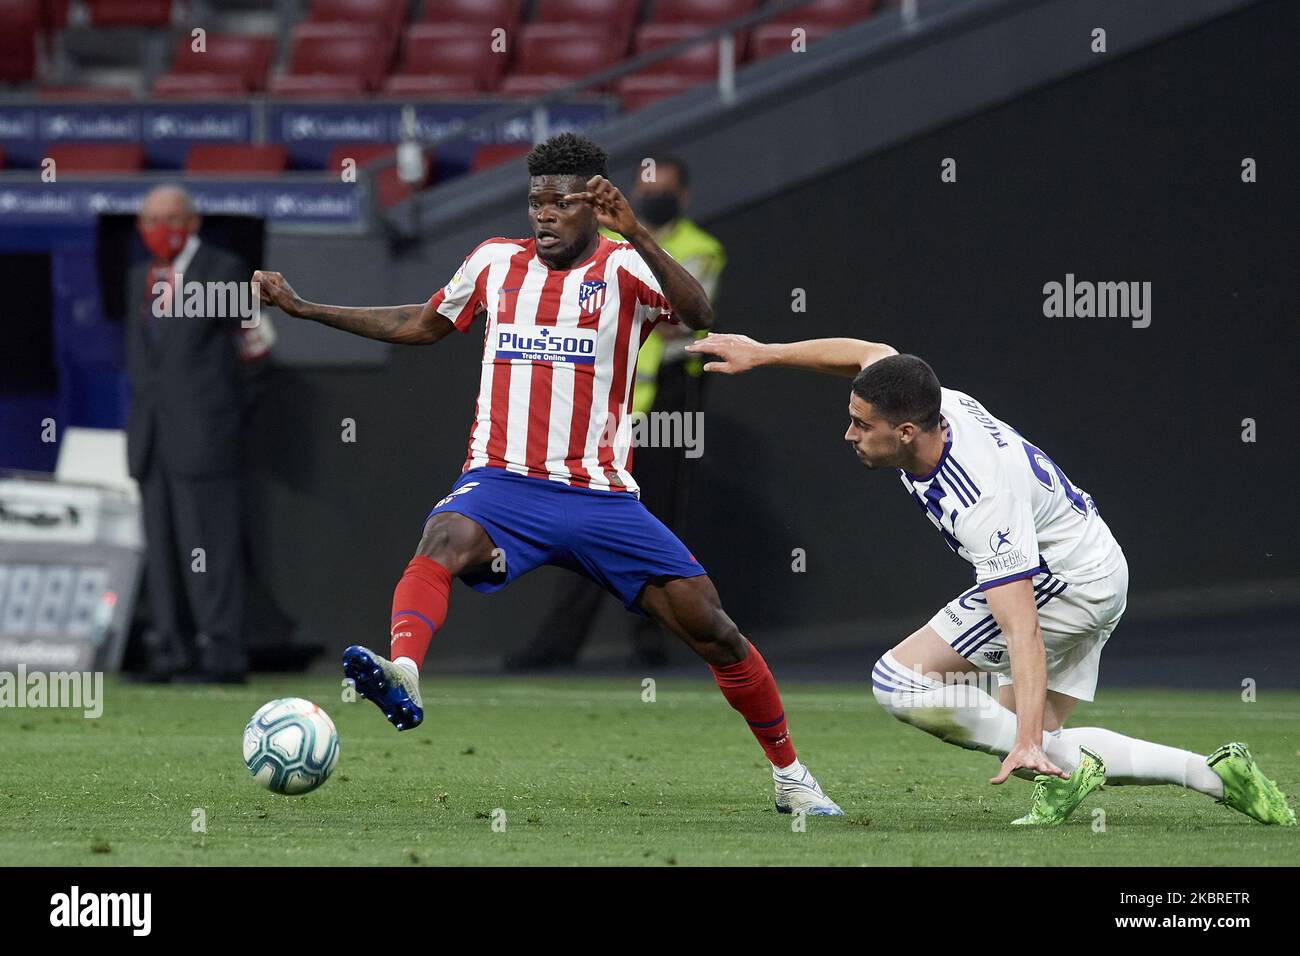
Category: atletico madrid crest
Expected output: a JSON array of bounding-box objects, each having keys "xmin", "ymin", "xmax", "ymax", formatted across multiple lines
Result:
[{"xmin": 578, "ymin": 280, "xmax": 607, "ymax": 315}]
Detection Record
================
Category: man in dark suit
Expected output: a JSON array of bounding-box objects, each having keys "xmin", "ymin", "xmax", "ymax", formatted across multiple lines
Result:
[{"xmin": 127, "ymin": 184, "xmax": 267, "ymax": 683}]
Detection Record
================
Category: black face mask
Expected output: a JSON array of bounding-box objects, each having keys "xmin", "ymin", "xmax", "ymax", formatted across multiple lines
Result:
[{"xmin": 637, "ymin": 193, "xmax": 681, "ymax": 227}]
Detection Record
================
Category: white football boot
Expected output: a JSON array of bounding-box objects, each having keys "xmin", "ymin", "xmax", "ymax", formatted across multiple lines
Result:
[{"xmin": 773, "ymin": 762, "xmax": 844, "ymax": 816}]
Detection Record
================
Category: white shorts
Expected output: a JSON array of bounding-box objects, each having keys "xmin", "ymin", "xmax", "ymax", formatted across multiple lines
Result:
[{"xmin": 926, "ymin": 556, "xmax": 1128, "ymax": 702}]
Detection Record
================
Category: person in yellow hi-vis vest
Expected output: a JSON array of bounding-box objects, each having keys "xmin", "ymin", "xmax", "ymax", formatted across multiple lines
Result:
[{"xmin": 505, "ymin": 155, "xmax": 726, "ymax": 670}]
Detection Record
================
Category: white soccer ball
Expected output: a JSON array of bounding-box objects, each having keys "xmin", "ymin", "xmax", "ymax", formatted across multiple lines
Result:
[{"xmin": 242, "ymin": 698, "xmax": 340, "ymax": 795}]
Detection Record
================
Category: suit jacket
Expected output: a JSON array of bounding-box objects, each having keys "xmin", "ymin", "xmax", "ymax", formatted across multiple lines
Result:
[{"xmin": 126, "ymin": 241, "xmax": 250, "ymax": 479}]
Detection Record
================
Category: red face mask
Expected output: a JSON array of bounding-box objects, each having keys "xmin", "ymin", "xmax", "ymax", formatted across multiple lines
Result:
[{"xmin": 139, "ymin": 223, "xmax": 189, "ymax": 261}]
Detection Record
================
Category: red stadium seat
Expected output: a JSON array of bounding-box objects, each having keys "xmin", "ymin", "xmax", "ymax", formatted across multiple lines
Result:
[
  {"xmin": 284, "ymin": 23, "xmax": 397, "ymax": 91},
  {"xmin": 749, "ymin": 23, "xmax": 834, "ymax": 60},
  {"xmin": 651, "ymin": 0, "xmax": 756, "ymax": 25},
  {"xmin": 0, "ymin": 0, "xmax": 39, "ymax": 84},
  {"xmin": 308, "ymin": 0, "xmax": 406, "ymax": 37},
  {"xmin": 185, "ymin": 145, "xmax": 289, "ymax": 176},
  {"xmin": 152, "ymin": 73, "xmax": 248, "ymax": 98},
  {"xmin": 383, "ymin": 74, "xmax": 482, "ymax": 97},
  {"xmin": 533, "ymin": 0, "xmax": 638, "ymax": 45},
  {"xmin": 85, "ymin": 0, "xmax": 172, "ymax": 27},
  {"xmin": 0, "ymin": 147, "xmax": 5, "ymax": 169},
  {"xmin": 41, "ymin": 0, "xmax": 71, "ymax": 32},
  {"xmin": 45, "ymin": 144, "xmax": 146, "ymax": 174},
  {"xmin": 615, "ymin": 74, "xmax": 706, "ymax": 111},
  {"xmin": 394, "ymin": 24, "xmax": 509, "ymax": 92},
  {"xmin": 419, "ymin": 0, "xmax": 523, "ymax": 32},
  {"xmin": 509, "ymin": 23, "xmax": 627, "ymax": 86},
  {"xmin": 267, "ymin": 74, "xmax": 369, "ymax": 97},
  {"xmin": 37, "ymin": 85, "xmax": 137, "ymax": 99},
  {"xmin": 497, "ymin": 74, "xmax": 587, "ymax": 98},
  {"xmin": 169, "ymin": 34, "xmax": 275, "ymax": 91},
  {"xmin": 470, "ymin": 143, "xmax": 531, "ymax": 172},
  {"xmin": 326, "ymin": 143, "xmax": 432, "ymax": 208},
  {"xmin": 633, "ymin": 23, "xmax": 741, "ymax": 76},
  {"xmin": 766, "ymin": 0, "xmax": 877, "ymax": 28}
]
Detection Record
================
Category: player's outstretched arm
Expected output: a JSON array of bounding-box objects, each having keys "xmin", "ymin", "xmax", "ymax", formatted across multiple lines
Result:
[
  {"xmin": 252, "ymin": 270, "xmax": 455, "ymax": 345},
  {"xmin": 685, "ymin": 333, "xmax": 897, "ymax": 377},
  {"xmin": 564, "ymin": 176, "xmax": 713, "ymax": 330}
]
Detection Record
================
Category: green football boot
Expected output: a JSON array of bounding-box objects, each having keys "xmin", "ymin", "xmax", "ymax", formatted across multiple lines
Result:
[
  {"xmin": 1011, "ymin": 746, "xmax": 1107, "ymax": 826},
  {"xmin": 1207, "ymin": 742, "xmax": 1296, "ymax": 826}
]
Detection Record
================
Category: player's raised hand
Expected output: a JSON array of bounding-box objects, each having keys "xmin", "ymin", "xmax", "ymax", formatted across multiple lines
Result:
[
  {"xmin": 564, "ymin": 175, "xmax": 639, "ymax": 237},
  {"xmin": 990, "ymin": 743, "xmax": 1067, "ymax": 785},
  {"xmin": 686, "ymin": 332, "xmax": 768, "ymax": 375},
  {"xmin": 252, "ymin": 270, "xmax": 302, "ymax": 317}
]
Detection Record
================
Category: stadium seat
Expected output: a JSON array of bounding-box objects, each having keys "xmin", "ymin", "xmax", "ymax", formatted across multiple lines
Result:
[
  {"xmin": 533, "ymin": 0, "xmax": 639, "ymax": 46},
  {"xmin": 308, "ymin": 0, "xmax": 407, "ymax": 38},
  {"xmin": 0, "ymin": 0, "xmax": 39, "ymax": 84},
  {"xmin": 152, "ymin": 73, "xmax": 248, "ymax": 98},
  {"xmin": 749, "ymin": 23, "xmax": 834, "ymax": 59},
  {"xmin": 40, "ymin": 0, "xmax": 70, "ymax": 31},
  {"xmin": 185, "ymin": 145, "xmax": 290, "ymax": 176},
  {"xmin": 267, "ymin": 74, "xmax": 369, "ymax": 97},
  {"xmin": 419, "ymin": 0, "xmax": 523, "ymax": 33},
  {"xmin": 496, "ymin": 74, "xmax": 589, "ymax": 98},
  {"xmin": 392, "ymin": 23, "xmax": 509, "ymax": 92},
  {"xmin": 496, "ymin": 74, "xmax": 613, "ymax": 98},
  {"xmin": 45, "ymin": 144, "xmax": 146, "ymax": 174},
  {"xmin": 651, "ymin": 0, "xmax": 756, "ymax": 25},
  {"xmin": 36, "ymin": 85, "xmax": 137, "ymax": 99},
  {"xmin": 326, "ymin": 143, "xmax": 432, "ymax": 208},
  {"xmin": 470, "ymin": 143, "xmax": 531, "ymax": 172},
  {"xmin": 506, "ymin": 23, "xmax": 627, "ymax": 91},
  {"xmin": 615, "ymin": 74, "xmax": 706, "ymax": 111},
  {"xmin": 633, "ymin": 23, "xmax": 741, "ymax": 76},
  {"xmin": 283, "ymin": 23, "xmax": 397, "ymax": 91},
  {"xmin": 168, "ymin": 34, "xmax": 275, "ymax": 91},
  {"xmin": 383, "ymin": 74, "xmax": 482, "ymax": 97},
  {"xmin": 84, "ymin": 0, "xmax": 172, "ymax": 27},
  {"xmin": 765, "ymin": 0, "xmax": 878, "ymax": 27}
]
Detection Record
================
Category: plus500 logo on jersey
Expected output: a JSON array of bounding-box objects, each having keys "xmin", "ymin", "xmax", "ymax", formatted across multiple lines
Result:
[{"xmin": 495, "ymin": 325, "xmax": 597, "ymax": 365}]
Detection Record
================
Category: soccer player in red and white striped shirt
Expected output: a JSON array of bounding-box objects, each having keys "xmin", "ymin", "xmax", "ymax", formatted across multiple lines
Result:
[{"xmin": 253, "ymin": 134, "xmax": 841, "ymax": 815}]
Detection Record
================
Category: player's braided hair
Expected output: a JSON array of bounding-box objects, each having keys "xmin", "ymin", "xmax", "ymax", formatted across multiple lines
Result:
[
  {"xmin": 526, "ymin": 133, "xmax": 609, "ymax": 180},
  {"xmin": 852, "ymin": 355, "xmax": 943, "ymax": 431}
]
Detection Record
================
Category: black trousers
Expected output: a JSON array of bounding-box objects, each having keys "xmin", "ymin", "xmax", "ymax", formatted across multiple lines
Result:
[{"xmin": 139, "ymin": 463, "xmax": 245, "ymax": 672}]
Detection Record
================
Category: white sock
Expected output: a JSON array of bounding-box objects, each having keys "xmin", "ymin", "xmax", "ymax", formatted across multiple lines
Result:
[
  {"xmin": 393, "ymin": 656, "xmax": 420, "ymax": 685},
  {"xmin": 872, "ymin": 652, "xmax": 1224, "ymax": 796},
  {"xmin": 1044, "ymin": 727, "xmax": 1223, "ymax": 797},
  {"xmin": 775, "ymin": 758, "xmax": 804, "ymax": 777}
]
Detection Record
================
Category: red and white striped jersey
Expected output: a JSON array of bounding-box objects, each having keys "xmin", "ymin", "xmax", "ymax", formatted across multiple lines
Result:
[{"xmin": 427, "ymin": 234, "xmax": 675, "ymax": 493}]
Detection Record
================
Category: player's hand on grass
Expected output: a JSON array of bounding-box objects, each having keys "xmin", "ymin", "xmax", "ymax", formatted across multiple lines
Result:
[
  {"xmin": 990, "ymin": 743, "xmax": 1067, "ymax": 785},
  {"xmin": 564, "ymin": 176, "xmax": 639, "ymax": 238},
  {"xmin": 686, "ymin": 332, "xmax": 767, "ymax": 374},
  {"xmin": 253, "ymin": 270, "xmax": 303, "ymax": 317}
]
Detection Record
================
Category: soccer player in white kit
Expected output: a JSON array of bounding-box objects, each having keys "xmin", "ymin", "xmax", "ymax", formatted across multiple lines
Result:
[{"xmin": 687, "ymin": 332, "xmax": 1295, "ymax": 826}]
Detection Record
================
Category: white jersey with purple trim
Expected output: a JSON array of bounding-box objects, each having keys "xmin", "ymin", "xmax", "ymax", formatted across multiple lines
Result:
[{"xmin": 900, "ymin": 387, "xmax": 1123, "ymax": 590}]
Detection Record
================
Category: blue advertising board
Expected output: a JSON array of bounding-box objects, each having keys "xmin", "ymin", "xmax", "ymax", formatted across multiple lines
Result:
[{"xmin": 0, "ymin": 180, "xmax": 362, "ymax": 226}]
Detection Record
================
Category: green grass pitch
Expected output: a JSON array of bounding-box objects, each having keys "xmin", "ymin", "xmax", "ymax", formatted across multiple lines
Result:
[{"xmin": 2, "ymin": 676, "xmax": 1296, "ymax": 866}]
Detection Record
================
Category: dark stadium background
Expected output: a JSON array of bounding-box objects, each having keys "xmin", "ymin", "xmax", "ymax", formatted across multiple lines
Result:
[
  {"xmin": 3, "ymin": 0, "xmax": 1296, "ymax": 684},
  {"xmin": 235, "ymin": 1, "xmax": 1299, "ymax": 684}
]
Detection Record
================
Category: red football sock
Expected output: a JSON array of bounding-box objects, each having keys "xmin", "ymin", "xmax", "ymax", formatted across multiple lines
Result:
[
  {"xmin": 709, "ymin": 640, "xmax": 797, "ymax": 769},
  {"xmin": 389, "ymin": 556, "xmax": 452, "ymax": 667}
]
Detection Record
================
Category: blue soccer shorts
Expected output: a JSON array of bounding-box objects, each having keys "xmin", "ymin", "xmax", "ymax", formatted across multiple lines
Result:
[{"xmin": 425, "ymin": 466, "xmax": 707, "ymax": 613}]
